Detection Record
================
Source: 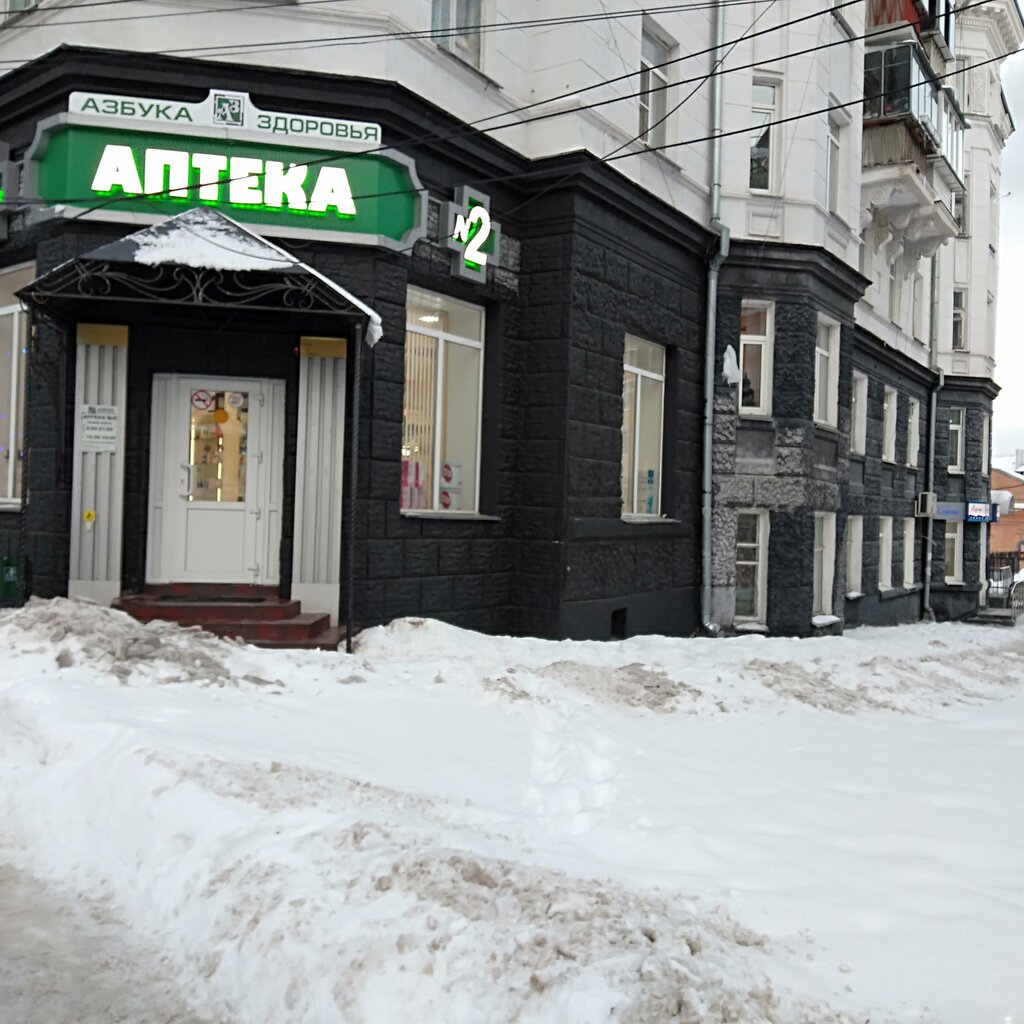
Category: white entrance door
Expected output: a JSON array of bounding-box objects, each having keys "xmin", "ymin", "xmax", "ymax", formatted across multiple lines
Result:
[{"xmin": 147, "ymin": 375, "xmax": 284, "ymax": 585}]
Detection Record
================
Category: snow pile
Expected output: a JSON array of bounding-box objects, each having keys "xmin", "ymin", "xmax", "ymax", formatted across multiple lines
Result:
[{"xmin": 2, "ymin": 600, "xmax": 1023, "ymax": 1023}]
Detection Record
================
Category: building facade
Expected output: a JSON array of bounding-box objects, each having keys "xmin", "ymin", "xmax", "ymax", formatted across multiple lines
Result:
[{"xmin": 0, "ymin": 0, "xmax": 1020, "ymax": 639}]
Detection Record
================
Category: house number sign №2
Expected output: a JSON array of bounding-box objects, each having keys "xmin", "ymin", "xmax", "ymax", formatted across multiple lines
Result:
[{"xmin": 444, "ymin": 185, "xmax": 501, "ymax": 283}]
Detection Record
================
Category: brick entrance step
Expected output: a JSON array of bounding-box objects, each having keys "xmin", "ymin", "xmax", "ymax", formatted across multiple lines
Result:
[{"xmin": 115, "ymin": 584, "xmax": 344, "ymax": 650}]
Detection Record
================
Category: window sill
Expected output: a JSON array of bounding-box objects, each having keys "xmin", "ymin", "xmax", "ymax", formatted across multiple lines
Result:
[
  {"xmin": 0, "ymin": 499, "xmax": 20, "ymax": 513},
  {"xmin": 400, "ymin": 510, "xmax": 500, "ymax": 522},
  {"xmin": 734, "ymin": 621, "xmax": 767, "ymax": 633},
  {"xmin": 737, "ymin": 412, "xmax": 774, "ymax": 425},
  {"xmin": 813, "ymin": 420, "xmax": 839, "ymax": 434},
  {"xmin": 881, "ymin": 457, "xmax": 898, "ymax": 467},
  {"xmin": 948, "ymin": 469, "xmax": 965, "ymax": 476},
  {"xmin": 944, "ymin": 579, "xmax": 964, "ymax": 587},
  {"xmin": 434, "ymin": 42, "xmax": 499, "ymax": 89},
  {"xmin": 620, "ymin": 515, "xmax": 681, "ymax": 525},
  {"xmin": 812, "ymin": 614, "xmax": 840, "ymax": 626},
  {"xmin": 849, "ymin": 451, "xmax": 866, "ymax": 460},
  {"xmin": 846, "ymin": 590, "xmax": 864, "ymax": 600}
]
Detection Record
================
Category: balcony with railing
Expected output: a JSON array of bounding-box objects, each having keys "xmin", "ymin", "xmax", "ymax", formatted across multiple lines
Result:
[{"xmin": 861, "ymin": 43, "xmax": 966, "ymax": 262}]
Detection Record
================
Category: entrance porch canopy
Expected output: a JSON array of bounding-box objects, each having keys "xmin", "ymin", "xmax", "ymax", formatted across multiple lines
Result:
[{"xmin": 18, "ymin": 207, "xmax": 383, "ymax": 344}]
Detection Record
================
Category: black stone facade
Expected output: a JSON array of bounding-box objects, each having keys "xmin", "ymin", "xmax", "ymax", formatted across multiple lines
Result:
[{"xmin": 0, "ymin": 47, "xmax": 709, "ymax": 640}]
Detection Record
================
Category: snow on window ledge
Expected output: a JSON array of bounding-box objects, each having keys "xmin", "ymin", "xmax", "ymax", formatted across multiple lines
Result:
[
  {"xmin": 845, "ymin": 591, "xmax": 864, "ymax": 600},
  {"xmin": 812, "ymin": 614, "xmax": 840, "ymax": 627},
  {"xmin": 733, "ymin": 621, "xmax": 768, "ymax": 633}
]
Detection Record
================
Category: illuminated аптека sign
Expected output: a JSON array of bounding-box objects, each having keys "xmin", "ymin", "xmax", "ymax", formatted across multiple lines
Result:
[{"xmin": 25, "ymin": 109, "xmax": 426, "ymax": 250}]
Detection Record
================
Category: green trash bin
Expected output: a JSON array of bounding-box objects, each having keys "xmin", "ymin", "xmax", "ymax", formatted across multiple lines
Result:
[{"xmin": 0, "ymin": 555, "xmax": 18, "ymax": 601}]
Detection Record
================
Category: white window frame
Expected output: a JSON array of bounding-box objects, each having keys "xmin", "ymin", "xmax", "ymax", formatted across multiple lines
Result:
[
  {"xmin": 826, "ymin": 115, "xmax": 841, "ymax": 214},
  {"xmin": 952, "ymin": 289, "xmax": 967, "ymax": 350},
  {"xmin": 639, "ymin": 23, "xmax": 671, "ymax": 148},
  {"xmin": 882, "ymin": 386, "xmax": 898, "ymax": 464},
  {"xmin": 431, "ymin": 0, "xmax": 483, "ymax": 69},
  {"xmin": 402, "ymin": 288, "xmax": 485, "ymax": 514},
  {"xmin": 982, "ymin": 414, "xmax": 990, "ymax": 475},
  {"xmin": 912, "ymin": 273, "xmax": 924, "ymax": 342},
  {"xmin": 878, "ymin": 515, "xmax": 893, "ymax": 592},
  {"xmin": 846, "ymin": 514, "xmax": 863, "ymax": 597},
  {"xmin": 948, "ymin": 407, "xmax": 965, "ymax": 473},
  {"xmin": 902, "ymin": 517, "xmax": 915, "ymax": 588},
  {"xmin": 944, "ymin": 519, "xmax": 964, "ymax": 583},
  {"xmin": 0, "ymin": 262, "xmax": 31, "ymax": 507},
  {"xmin": 889, "ymin": 265, "xmax": 903, "ymax": 327},
  {"xmin": 851, "ymin": 371, "xmax": 868, "ymax": 455},
  {"xmin": 750, "ymin": 80, "xmax": 778, "ymax": 193},
  {"xmin": 813, "ymin": 512, "xmax": 837, "ymax": 616},
  {"xmin": 621, "ymin": 335, "xmax": 666, "ymax": 518},
  {"xmin": 5, "ymin": 0, "xmax": 35, "ymax": 15},
  {"xmin": 734, "ymin": 509, "xmax": 769, "ymax": 624},
  {"xmin": 738, "ymin": 301, "xmax": 773, "ymax": 418},
  {"xmin": 907, "ymin": 397, "xmax": 920, "ymax": 468},
  {"xmin": 814, "ymin": 318, "xmax": 839, "ymax": 428}
]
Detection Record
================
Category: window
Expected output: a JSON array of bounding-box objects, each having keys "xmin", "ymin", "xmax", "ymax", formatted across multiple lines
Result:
[
  {"xmin": 750, "ymin": 82, "xmax": 777, "ymax": 191},
  {"xmin": 639, "ymin": 24, "xmax": 670, "ymax": 148},
  {"xmin": 813, "ymin": 512, "xmax": 836, "ymax": 616},
  {"xmin": 878, "ymin": 516, "xmax": 893, "ymax": 591},
  {"xmin": 851, "ymin": 372, "xmax": 868, "ymax": 455},
  {"xmin": 882, "ymin": 386, "xmax": 897, "ymax": 463},
  {"xmin": 944, "ymin": 520, "xmax": 963, "ymax": 583},
  {"xmin": 982, "ymin": 414, "xmax": 990, "ymax": 474},
  {"xmin": 954, "ymin": 57, "xmax": 972, "ymax": 110},
  {"xmin": 402, "ymin": 288, "xmax": 484, "ymax": 513},
  {"xmin": 814, "ymin": 319, "xmax": 839, "ymax": 427},
  {"xmin": 952, "ymin": 185, "xmax": 968, "ymax": 235},
  {"xmin": 864, "ymin": 46, "xmax": 912, "ymax": 119},
  {"xmin": 6, "ymin": 0, "xmax": 34, "ymax": 13},
  {"xmin": 0, "ymin": 263, "xmax": 31, "ymax": 505},
  {"xmin": 889, "ymin": 265, "xmax": 902, "ymax": 327},
  {"xmin": 738, "ymin": 302, "xmax": 773, "ymax": 416},
  {"xmin": 948, "ymin": 407, "xmax": 965, "ymax": 472},
  {"xmin": 912, "ymin": 273, "xmax": 924, "ymax": 341},
  {"xmin": 907, "ymin": 397, "xmax": 920, "ymax": 468},
  {"xmin": 735, "ymin": 510, "xmax": 769, "ymax": 623},
  {"xmin": 903, "ymin": 518, "xmax": 915, "ymax": 588},
  {"xmin": 431, "ymin": 0, "xmax": 482, "ymax": 68},
  {"xmin": 621, "ymin": 335, "xmax": 665, "ymax": 516},
  {"xmin": 827, "ymin": 116, "xmax": 841, "ymax": 213},
  {"xmin": 952, "ymin": 290, "xmax": 967, "ymax": 350},
  {"xmin": 846, "ymin": 515, "xmax": 863, "ymax": 596}
]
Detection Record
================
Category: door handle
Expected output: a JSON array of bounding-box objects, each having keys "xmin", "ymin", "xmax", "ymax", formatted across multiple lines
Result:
[{"xmin": 181, "ymin": 462, "xmax": 196, "ymax": 498}]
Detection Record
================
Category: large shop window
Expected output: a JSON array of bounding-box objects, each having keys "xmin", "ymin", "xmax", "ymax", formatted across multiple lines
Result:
[
  {"xmin": 735, "ymin": 509, "xmax": 769, "ymax": 624},
  {"xmin": 431, "ymin": 0, "xmax": 482, "ymax": 69},
  {"xmin": 402, "ymin": 288, "xmax": 484, "ymax": 513},
  {"xmin": 812, "ymin": 512, "xmax": 836, "ymax": 617},
  {"xmin": 0, "ymin": 263, "xmax": 31, "ymax": 507},
  {"xmin": 944, "ymin": 520, "xmax": 963, "ymax": 583},
  {"xmin": 738, "ymin": 302, "xmax": 773, "ymax": 417},
  {"xmin": 621, "ymin": 335, "xmax": 665, "ymax": 517}
]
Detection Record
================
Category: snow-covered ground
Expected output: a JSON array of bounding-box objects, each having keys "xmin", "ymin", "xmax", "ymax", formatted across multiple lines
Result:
[{"xmin": 1, "ymin": 598, "xmax": 1022, "ymax": 1023}]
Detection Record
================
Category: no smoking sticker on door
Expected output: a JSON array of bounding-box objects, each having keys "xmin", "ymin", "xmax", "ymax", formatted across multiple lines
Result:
[{"xmin": 191, "ymin": 389, "xmax": 213, "ymax": 411}]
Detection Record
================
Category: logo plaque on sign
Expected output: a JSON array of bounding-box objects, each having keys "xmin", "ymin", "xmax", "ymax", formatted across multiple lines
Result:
[{"xmin": 212, "ymin": 93, "xmax": 245, "ymax": 128}]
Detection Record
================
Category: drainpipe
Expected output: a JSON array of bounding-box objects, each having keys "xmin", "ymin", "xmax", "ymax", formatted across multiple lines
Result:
[
  {"xmin": 345, "ymin": 320, "xmax": 365, "ymax": 653},
  {"xmin": 922, "ymin": 366, "xmax": 944, "ymax": 620},
  {"xmin": 701, "ymin": 0, "xmax": 730, "ymax": 634}
]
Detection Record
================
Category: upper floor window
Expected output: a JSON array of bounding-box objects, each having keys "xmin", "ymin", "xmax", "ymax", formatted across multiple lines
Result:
[
  {"xmin": 739, "ymin": 302, "xmax": 773, "ymax": 417},
  {"xmin": 907, "ymin": 397, "xmax": 921, "ymax": 468},
  {"xmin": 639, "ymin": 25, "xmax": 670, "ymax": 148},
  {"xmin": 827, "ymin": 116, "xmax": 841, "ymax": 214},
  {"xmin": 948, "ymin": 407, "xmax": 965, "ymax": 472},
  {"xmin": 982, "ymin": 414, "xmax": 990, "ymax": 475},
  {"xmin": 864, "ymin": 47, "xmax": 911, "ymax": 119},
  {"xmin": 953, "ymin": 182, "xmax": 969, "ymax": 235},
  {"xmin": 431, "ymin": 0, "xmax": 482, "ymax": 69},
  {"xmin": 814, "ymin": 320, "xmax": 839, "ymax": 428},
  {"xmin": 851, "ymin": 372, "xmax": 868, "ymax": 455},
  {"xmin": 621, "ymin": 336, "xmax": 665, "ymax": 517},
  {"xmin": 0, "ymin": 263, "xmax": 30, "ymax": 506},
  {"xmin": 402, "ymin": 288, "xmax": 485, "ymax": 513},
  {"xmin": 882, "ymin": 385, "xmax": 898, "ymax": 463},
  {"xmin": 750, "ymin": 82, "xmax": 777, "ymax": 191},
  {"xmin": 5, "ymin": 0, "xmax": 34, "ymax": 15},
  {"xmin": 952, "ymin": 290, "xmax": 967, "ymax": 350}
]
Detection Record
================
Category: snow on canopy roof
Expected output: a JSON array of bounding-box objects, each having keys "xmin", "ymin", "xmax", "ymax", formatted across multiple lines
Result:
[{"xmin": 84, "ymin": 208, "xmax": 383, "ymax": 345}]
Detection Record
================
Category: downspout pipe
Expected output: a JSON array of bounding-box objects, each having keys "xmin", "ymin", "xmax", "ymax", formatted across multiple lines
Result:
[
  {"xmin": 922, "ymin": 366, "xmax": 944, "ymax": 620},
  {"xmin": 701, "ymin": 0, "xmax": 730, "ymax": 634}
]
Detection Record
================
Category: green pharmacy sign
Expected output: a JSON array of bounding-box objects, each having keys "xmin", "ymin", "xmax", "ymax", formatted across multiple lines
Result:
[{"xmin": 25, "ymin": 110, "xmax": 426, "ymax": 250}]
